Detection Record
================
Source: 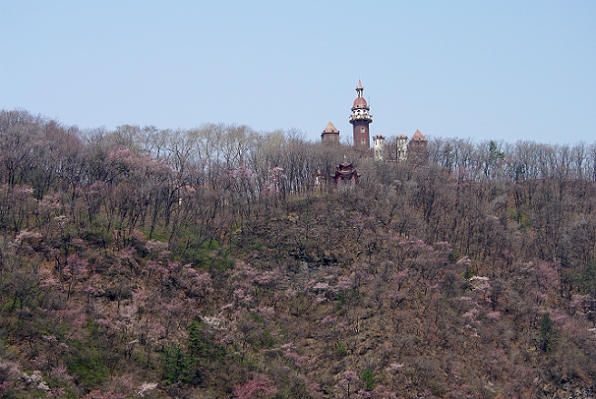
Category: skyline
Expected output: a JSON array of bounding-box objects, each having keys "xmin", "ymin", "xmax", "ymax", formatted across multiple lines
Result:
[{"xmin": 1, "ymin": 1, "xmax": 595, "ymax": 145}]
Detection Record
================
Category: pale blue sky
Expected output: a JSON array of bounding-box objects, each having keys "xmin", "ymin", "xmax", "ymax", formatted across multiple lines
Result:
[{"xmin": 1, "ymin": 1, "xmax": 595, "ymax": 144}]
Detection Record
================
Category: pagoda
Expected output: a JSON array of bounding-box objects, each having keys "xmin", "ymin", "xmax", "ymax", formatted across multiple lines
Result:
[{"xmin": 333, "ymin": 161, "xmax": 359, "ymax": 187}]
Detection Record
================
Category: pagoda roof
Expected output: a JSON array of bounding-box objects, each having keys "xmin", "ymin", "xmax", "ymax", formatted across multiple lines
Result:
[{"xmin": 338, "ymin": 161, "xmax": 354, "ymax": 168}]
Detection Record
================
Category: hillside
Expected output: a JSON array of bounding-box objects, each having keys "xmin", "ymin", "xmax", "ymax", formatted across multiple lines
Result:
[{"xmin": 1, "ymin": 109, "xmax": 595, "ymax": 398}]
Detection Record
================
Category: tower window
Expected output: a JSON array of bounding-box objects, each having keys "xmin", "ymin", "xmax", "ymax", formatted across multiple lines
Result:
[
  {"xmin": 361, "ymin": 140, "xmax": 365, "ymax": 144},
  {"xmin": 361, "ymin": 127, "xmax": 365, "ymax": 133}
]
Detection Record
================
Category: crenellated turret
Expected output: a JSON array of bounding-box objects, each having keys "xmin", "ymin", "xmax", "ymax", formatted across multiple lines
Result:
[
  {"xmin": 396, "ymin": 134, "xmax": 408, "ymax": 161},
  {"xmin": 373, "ymin": 134, "xmax": 385, "ymax": 161}
]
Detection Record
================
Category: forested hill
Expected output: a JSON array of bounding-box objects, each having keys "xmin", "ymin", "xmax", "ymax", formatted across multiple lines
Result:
[{"xmin": 1, "ymin": 109, "xmax": 596, "ymax": 399}]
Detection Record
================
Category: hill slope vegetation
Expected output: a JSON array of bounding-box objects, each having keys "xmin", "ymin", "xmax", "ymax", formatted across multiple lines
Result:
[{"xmin": 1, "ymin": 110, "xmax": 595, "ymax": 398}]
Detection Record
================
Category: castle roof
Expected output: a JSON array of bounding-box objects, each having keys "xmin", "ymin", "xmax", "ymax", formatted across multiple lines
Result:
[
  {"xmin": 352, "ymin": 80, "xmax": 369, "ymax": 109},
  {"xmin": 352, "ymin": 97, "xmax": 369, "ymax": 109},
  {"xmin": 411, "ymin": 129, "xmax": 427, "ymax": 142},
  {"xmin": 323, "ymin": 121, "xmax": 339, "ymax": 133}
]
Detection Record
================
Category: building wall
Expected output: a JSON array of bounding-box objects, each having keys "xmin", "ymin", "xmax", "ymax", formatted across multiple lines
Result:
[
  {"xmin": 352, "ymin": 121, "xmax": 371, "ymax": 151},
  {"xmin": 321, "ymin": 132, "xmax": 340, "ymax": 144}
]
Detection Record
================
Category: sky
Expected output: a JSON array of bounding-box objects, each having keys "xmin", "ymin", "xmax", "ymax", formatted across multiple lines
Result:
[{"xmin": 1, "ymin": 1, "xmax": 595, "ymax": 145}]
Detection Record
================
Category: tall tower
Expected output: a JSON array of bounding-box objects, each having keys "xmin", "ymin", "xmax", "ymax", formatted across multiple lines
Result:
[{"xmin": 349, "ymin": 80, "xmax": 373, "ymax": 152}]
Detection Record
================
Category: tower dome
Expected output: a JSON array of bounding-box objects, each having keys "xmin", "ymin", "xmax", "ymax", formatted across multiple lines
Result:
[{"xmin": 352, "ymin": 96, "xmax": 369, "ymax": 110}]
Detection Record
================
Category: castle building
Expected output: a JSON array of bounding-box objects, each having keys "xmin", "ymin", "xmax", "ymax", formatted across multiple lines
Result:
[
  {"xmin": 349, "ymin": 80, "xmax": 373, "ymax": 152},
  {"xmin": 373, "ymin": 134, "xmax": 385, "ymax": 161},
  {"xmin": 319, "ymin": 80, "xmax": 428, "ymax": 164},
  {"xmin": 407, "ymin": 129, "xmax": 428, "ymax": 164},
  {"xmin": 321, "ymin": 121, "xmax": 340, "ymax": 144},
  {"xmin": 396, "ymin": 134, "xmax": 408, "ymax": 161}
]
